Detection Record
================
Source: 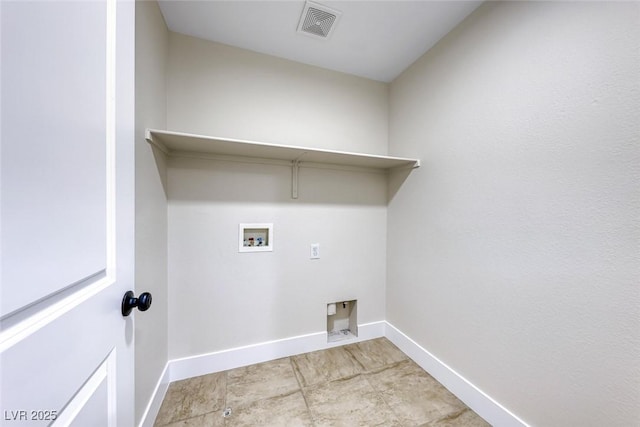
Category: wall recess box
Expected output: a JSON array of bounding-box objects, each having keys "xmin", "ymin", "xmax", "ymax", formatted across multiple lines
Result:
[
  {"xmin": 327, "ymin": 300, "xmax": 357, "ymax": 343},
  {"xmin": 239, "ymin": 223, "xmax": 273, "ymax": 252}
]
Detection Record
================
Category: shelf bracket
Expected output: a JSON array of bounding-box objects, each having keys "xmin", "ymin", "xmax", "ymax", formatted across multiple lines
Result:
[{"xmin": 291, "ymin": 160, "xmax": 300, "ymax": 199}]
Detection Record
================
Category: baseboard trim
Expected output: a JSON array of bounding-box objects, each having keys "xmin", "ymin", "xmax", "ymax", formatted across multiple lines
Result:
[
  {"xmin": 170, "ymin": 321, "xmax": 385, "ymax": 382},
  {"xmin": 137, "ymin": 362, "xmax": 170, "ymax": 427},
  {"xmin": 384, "ymin": 322, "xmax": 528, "ymax": 427},
  {"xmin": 139, "ymin": 320, "xmax": 527, "ymax": 427}
]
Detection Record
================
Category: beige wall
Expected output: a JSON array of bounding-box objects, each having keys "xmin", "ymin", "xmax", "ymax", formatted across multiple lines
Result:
[
  {"xmin": 387, "ymin": 2, "xmax": 640, "ymax": 426},
  {"xmin": 167, "ymin": 32, "xmax": 389, "ymax": 155},
  {"xmin": 167, "ymin": 158, "xmax": 388, "ymax": 357},
  {"xmin": 165, "ymin": 34, "xmax": 390, "ymax": 359},
  {"xmin": 134, "ymin": 1, "xmax": 169, "ymax": 424}
]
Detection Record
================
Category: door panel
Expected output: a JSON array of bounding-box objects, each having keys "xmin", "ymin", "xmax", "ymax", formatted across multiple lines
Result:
[
  {"xmin": 66, "ymin": 380, "xmax": 110, "ymax": 427},
  {"xmin": 1, "ymin": 1, "xmax": 108, "ymax": 317},
  {"xmin": 1, "ymin": 294, "xmax": 119, "ymax": 426},
  {"xmin": 0, "ymin": 0, "xmax": 134, "ymax": 425},
  {"xmin": 57, "ymin": 351, "xmax": 114, "ymax": 427}
]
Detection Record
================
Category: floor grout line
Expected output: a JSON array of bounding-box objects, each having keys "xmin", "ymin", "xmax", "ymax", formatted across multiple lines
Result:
[{"xmin": 289, "ymin": 356, "xmax": 317, "ymax": 427}]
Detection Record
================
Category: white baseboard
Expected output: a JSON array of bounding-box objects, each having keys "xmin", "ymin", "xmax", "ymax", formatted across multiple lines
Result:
[
  {"xmin": 384, "ymin": 322, "xmax": 528, "ymax": 427},
  {"xmin": 138, "ymin": 362, "xmax": 170, "ymax": 427},
  {"xmin": 170, "ymin": 321, "xmax": 385, "ymax": 382},
  {"xmin": 139, "ymin": 321, "xmax": 526, "ymax": 427}
]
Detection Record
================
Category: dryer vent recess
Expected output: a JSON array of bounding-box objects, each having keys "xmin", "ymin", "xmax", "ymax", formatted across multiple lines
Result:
[{"xmin": 327, "ymin": 300, "xmax": 357, "ymax": 343}]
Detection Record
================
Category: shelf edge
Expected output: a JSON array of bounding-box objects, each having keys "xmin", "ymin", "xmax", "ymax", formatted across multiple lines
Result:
[
  {"xmin": 144, "ymin": 128, "xmax": 170, "ymax": 155},
  {"xmin": 145, "ymin": 128, "xmax": 420, "ymax": 170}
]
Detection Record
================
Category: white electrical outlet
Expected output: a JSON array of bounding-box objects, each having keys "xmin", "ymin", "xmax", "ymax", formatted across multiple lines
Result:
[{"xmin": 310, "ymin": 243, "xmax": 320, "ymax": 259}]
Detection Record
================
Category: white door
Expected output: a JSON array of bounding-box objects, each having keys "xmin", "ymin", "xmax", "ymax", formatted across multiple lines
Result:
[{"xmin": 1, "ymin": 0, "xmax": 135, "ymax": 426}]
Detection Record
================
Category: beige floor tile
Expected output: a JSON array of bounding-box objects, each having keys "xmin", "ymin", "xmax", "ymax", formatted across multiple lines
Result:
[
  {"xmin": 425, "ymin": 408, "xmax": 492, "ymax": 426},
  {"xmin": 154, "ymin": 372, "xmax": 226, "ymax": 426},
  {"xmin": 344, "ymin": 337, "xmax": 408, "ymax": 372},
  {"xmin": 224, "ymin": 391, "xmax": 313, "ymax": 427},
  {"xmin": 154, "ymin": 339, "xmax": 490, "ymax": 427},
  {"xmin": 304, "ymin": 375, "xmax": 402, "ymax": 427},
  {"xmin": 226, "ymin": 357, "xmax": 299, "ymax": 408},
  {"xmin": 161, "ymin": 410, "xmax": 225, "ymax": 427},
  {"xmin": 366, "ymin": 360, "xmax": 467, "ymax": 426},
  {"xmin": 291, "ymin": 346, "xmax": 364, "ymax": 387}
]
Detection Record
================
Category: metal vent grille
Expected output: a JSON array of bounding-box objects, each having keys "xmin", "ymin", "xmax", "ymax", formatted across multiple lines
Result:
[{"xmin": 297, "ymin": 2, "xmax": 341, "ymax": 39}]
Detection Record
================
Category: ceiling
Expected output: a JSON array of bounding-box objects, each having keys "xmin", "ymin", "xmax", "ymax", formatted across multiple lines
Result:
[{"xmin": 157, "ymin": 1, "xmax": 483, "ymax": 82}]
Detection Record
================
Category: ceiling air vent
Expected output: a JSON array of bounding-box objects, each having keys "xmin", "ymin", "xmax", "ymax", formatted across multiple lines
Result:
[{"xmin": 297, "ymin": 1, "xmax": 341, "ymax": 40}]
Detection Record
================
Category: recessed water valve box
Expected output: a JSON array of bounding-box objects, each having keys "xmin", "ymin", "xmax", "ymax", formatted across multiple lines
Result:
[{"xmin": 239, "ymin": 223, "xmax": 273, "ymax": 253}]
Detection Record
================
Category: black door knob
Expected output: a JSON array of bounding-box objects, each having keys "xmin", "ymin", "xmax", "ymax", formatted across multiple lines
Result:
[{"xmin": 121, "ymin": 290, "xmax": 152, "ymax": 317}]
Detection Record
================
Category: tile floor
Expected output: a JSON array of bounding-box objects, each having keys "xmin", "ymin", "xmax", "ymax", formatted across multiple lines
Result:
[{"xmin": 154, "ymin": 337, "xmax": 491, "ymax": 427}]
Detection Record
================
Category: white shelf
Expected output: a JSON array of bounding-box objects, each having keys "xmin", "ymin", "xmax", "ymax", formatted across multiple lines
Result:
[{"xmin": 145, "ymin": 129, "xmax": 420, "ymax": 170}]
